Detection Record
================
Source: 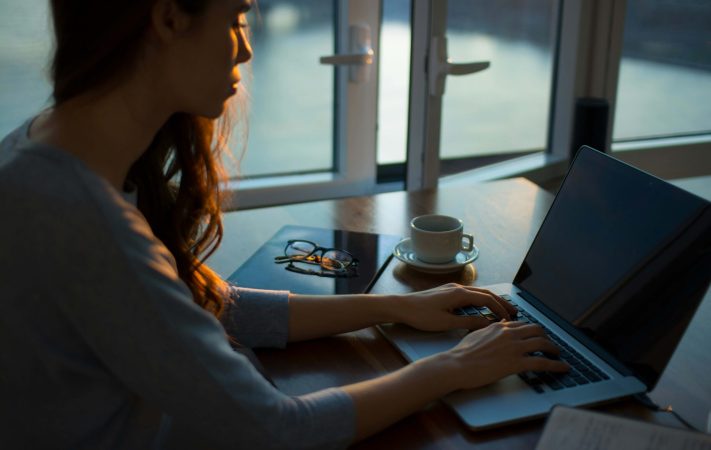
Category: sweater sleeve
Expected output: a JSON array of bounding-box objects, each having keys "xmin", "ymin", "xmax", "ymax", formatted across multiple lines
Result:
[
  {"xmin": 220, "ymin": 285, "xmax": 290, "ymax": 349},
  {"xmin": 55, "ymin": 187, "xmax": 355, "ymax": 449}
]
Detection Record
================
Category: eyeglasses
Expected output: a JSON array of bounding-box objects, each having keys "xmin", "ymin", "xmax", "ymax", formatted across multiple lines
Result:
[{"xmin": 274, "ymin": 239, "xmax": 359, "ymax": 277}]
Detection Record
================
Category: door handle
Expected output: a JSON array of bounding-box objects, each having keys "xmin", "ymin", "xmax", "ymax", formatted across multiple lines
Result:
[
  {"xmin": 429, "ymin": 36, "xmax": 490, "ymax": 96},
  {"xmin": 319, "ymin": 50, "xmax": 373, "ymax": 66},
  {"xmin": 320, "ymin": 23, "xmax": 373, "ymax": 83}
]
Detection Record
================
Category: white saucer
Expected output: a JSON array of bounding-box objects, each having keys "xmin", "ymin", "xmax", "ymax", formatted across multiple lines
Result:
[{"xmin": 392, "ymin": 238, "xmax": 479, "ymax": 274}]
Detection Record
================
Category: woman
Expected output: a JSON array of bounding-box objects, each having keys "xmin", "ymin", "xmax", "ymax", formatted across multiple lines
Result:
[{"xmin": 0, "ymin": 0, "xmax": 568, "ymax": 448}]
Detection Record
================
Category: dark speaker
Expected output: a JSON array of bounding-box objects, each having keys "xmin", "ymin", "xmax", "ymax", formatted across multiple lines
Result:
[{"xmin": 571, "ymin": 97, "xmax": 609, "ymax": 159}]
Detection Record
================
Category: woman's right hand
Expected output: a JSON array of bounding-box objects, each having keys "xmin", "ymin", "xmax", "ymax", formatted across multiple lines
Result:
[
  {"xmin": 343, "ymin": 320, "xmax": 570, "ymax": 441},
  {"xmin": 442, "ymin": 320, "xmax": 570, "ymax": 391}
]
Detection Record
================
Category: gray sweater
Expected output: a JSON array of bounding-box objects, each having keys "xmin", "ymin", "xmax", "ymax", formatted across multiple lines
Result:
[{"xmin": 0, "ymin": 120, "xmax": 354, "ymax": 449}]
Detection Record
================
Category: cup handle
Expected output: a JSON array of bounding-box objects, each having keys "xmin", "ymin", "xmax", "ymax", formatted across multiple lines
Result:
[{"xmin": 461, "ymin": 233, "xmax": 474, "ymax": 252}]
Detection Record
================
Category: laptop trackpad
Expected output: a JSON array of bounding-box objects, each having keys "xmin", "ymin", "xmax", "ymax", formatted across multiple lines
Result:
[
  {"xmin": 377, "ymin": 323, "xmax": 467, "ymax": 360},
  {"xmin": 444, "ymin": 375, "xmax": 552, "ymax": 430}
]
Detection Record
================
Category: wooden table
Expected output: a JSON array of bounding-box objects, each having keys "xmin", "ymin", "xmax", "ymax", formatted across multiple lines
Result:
[{"xmin": 209, "ymin": 178, "xmax": 711, "ymax": 448}]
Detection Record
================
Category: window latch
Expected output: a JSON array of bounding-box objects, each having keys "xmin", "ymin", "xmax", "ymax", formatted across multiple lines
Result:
[
  {"xmin": 429, "ymin": 36, "xmax": 490, "ymax": 96},
  {"xmin": 320, "ymin": 23, "xmax": 373, "ymax": 83}
]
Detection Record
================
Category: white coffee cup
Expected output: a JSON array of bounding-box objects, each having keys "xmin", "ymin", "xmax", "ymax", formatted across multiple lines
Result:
[{"xmin": 410, "ymin": 214, "xmax": 474, "ymax": 264}]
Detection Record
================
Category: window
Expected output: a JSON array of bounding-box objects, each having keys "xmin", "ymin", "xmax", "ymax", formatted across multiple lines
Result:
[
  {"xmin": 405, "ymin": 0, "xmax": 562, "ymax": 189},
  {"xmin": 0, "ymin": 0, "xmax": 384, "ymax": 210},
  {"xmin": 235, "ymin": 1, "xmax": 335, "ymax": 178},
  {"xmin": 439, "ymin": 0, "xmax": 558, "ymax": 164},
  {"xmin": 2, "ymin": 1, "xmax": 708, "ymax": 208},
  {"xmin": 0, "ymin": 1, "xmax": 52, "ymax": 137},
  {"xmin": 376, "ymin": 0, "xmax": 412, "ymax": 168},
  {"xmin": 226, "ymin": 0, "xmax": 382, "ymax": 209},
  {"xmin": 378, "ymin": 0, "xmax": 560, "ymax": 187},
  {"xmin": 614, "ymin": 0, "xmax": 711, "ymax": 142},
  {"xmin": 428, "ymin": 0, "xmax": 711, "ymax": 187}
]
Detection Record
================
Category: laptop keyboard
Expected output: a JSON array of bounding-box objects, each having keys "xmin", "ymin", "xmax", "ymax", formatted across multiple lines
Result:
[{"xmin": 454, "ymin": 295, "xmax": 610, "ymax": 393}]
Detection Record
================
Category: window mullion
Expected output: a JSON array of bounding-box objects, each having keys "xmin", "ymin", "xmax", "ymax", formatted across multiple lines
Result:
[
  {"xmin": 339, "ymin": 0, "xmax": 381, "ymax": 193},
  {"xmin": 406, "ymin": 0, "xmax": 445, "ymax": 191},
  {"xmin": 549, "ymin": 0, "xmax": 627, "ymax": 159}
]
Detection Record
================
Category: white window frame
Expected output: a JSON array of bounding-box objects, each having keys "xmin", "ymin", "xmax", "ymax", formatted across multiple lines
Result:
[
  {"xmin": 405, "ymin": 0, "xmax": 441, "ymax": 191},
  {"xmin": 223, "ymin": 0, "xmax": 382, "ymax": 210},
  {"xmin": 227, "ymin": 0, "xmax": 710, "ymax": 210},
  {"xmin": 429, "ymin": 0, "xmax": 711, "ymax": 188},
  {"xmin": 545, "ymin": 0, "xmax": 711, "ymax": 181},
  {"xmin": 407, "ymin": 0, "xmax": 573, "ymax": 190}
]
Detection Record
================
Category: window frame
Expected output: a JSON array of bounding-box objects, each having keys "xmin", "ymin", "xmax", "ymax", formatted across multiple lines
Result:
[
  {"xmin": 426, "ymin": 0, "xmax": 711, "ymax": 189},
  {"xmin": 228, "ymin": 0, "xmax": 711, "ymax": 210},
  {"xmin": 408, "ymin": 0, "xmax": 567, "ymax": 190},
  {"xmin": 223, "ymin": 0, "xmax": 383, "ymax": 210}
]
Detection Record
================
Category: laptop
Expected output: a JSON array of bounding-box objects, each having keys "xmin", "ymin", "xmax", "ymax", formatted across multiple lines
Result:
[{"xmin": 378, "ymin": 146, "xmax": 711, "ymax": 430}]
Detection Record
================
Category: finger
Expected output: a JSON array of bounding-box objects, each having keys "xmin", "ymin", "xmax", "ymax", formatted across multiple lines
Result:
[
  {"xmin": 501, "ymin": 298, "xmax": 518, "ymax": 317},
  {"xmin": 483, "ymin": 297, "xmax": 511, "ymax": 321},
  {"xmin": 454, "ymin": 315, "xmax": 491, "ymax": 331},
  {"xmin": 522, "ymin": 356, "xmax": 570, "ymax": 373},
  {"xmin": 466, "ymin": 288, "xmax": 518, "ymax": 317},
  {"xmin": 519, "ymin": 337, "xmax": 561, "ymax": 356},
  {"xmin": 500, "ymin": 320, "xmax": 529, "ymax": 327},
  {"xmin": 445, "ymin": 289, "xmax": 510, "ymax": 321},
  {"xmin": 511, "ymin": 323, "xmax": 547, "ymax": 338},
  {"xmin": 461, "ymin": 287, "xmax": 514, "ymax": 320},
  {"xmin": 464, "ymin": 289, "xmax": 511, "ymax": 320}
]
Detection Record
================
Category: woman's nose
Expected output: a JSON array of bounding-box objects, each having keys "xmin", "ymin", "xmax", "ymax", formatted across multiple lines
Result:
[{"xmin": 236, "ymin": 28, "xmax": 252, "ymax": 65}]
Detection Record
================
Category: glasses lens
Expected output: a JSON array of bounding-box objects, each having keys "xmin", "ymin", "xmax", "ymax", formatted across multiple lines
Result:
[
  {"xmin": 321, "ymin": 249, "xmax": 353, "ymax": 271},
  {"xmin": 285, "ymin": 241, "xmax": 316, "ymax": 259}
]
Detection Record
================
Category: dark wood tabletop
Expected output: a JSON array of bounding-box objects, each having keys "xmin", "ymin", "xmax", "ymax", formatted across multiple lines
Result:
[{"xmin": 211, "ymin": 178, "xmax": 711, "ymax": 448}]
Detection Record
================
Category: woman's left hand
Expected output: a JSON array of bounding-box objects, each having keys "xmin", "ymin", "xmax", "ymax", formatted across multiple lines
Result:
[{"xmin": 391, "ymin": 283, "xmax": 518, "ymax": 332}]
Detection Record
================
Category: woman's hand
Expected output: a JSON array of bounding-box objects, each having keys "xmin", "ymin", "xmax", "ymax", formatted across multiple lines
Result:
[
  {"xmin": 288, "ymin": 283, "xmax": 514, "ymax": 341},
  {"xmin": 343, "ymin": 320, "xmax": 569, "ymax": 440},
  {"xmin": 440, "ymin": 320, "xmax": 570, "ymax": 391},
  {"xmin": 392, "ymin": 283, "xmax": 518, "ymax": 332}
]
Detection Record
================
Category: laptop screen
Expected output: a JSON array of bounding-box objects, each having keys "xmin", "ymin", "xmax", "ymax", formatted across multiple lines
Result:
[{"xmin": 514, "ymin": 147, "xmax": 711, "ymax": 387}]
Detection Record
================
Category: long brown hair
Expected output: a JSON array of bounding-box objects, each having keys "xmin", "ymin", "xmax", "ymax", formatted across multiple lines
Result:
[{"xmin": 50, "ymin": 0, "xmax": 231, "ymax": 317}]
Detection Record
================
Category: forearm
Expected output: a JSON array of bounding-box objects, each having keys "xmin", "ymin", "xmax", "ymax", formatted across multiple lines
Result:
[
  {"xmin": 288, "ymin": 293, "xmax": 402, "ymax": 342},
  {"xmin": 342, "ymin": 352, "xmax": 456, "ymax": 441}
]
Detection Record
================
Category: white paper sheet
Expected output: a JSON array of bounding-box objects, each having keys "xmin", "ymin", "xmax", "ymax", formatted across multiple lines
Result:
[{"xmin": 536, "ymin": 406, "xmax": 711, "ymax": 450}]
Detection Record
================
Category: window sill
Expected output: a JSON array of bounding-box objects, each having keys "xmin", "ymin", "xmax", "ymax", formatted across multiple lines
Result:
[
  {"xmin": 222, "ymin": 172, "xmax": 377, "ymax": 211},
  {"xmin": 441, "ymin": 135, "xmax": 711, "ymax": 189},
  {"xmin": 612, "ymin": 133, "xmax": 711, "ymax": 152},
  {"xmin": 440, "ymin": 152, "xmax": 568, "ymax": 187}
]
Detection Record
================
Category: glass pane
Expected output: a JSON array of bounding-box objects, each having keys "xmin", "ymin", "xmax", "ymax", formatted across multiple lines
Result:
[
  {"xmin": 613, "ymin": 0, "xmax": 711, "ymax": 142},
  {"xmin": 440, "ymin": 0, "xmax": 558, "ymax": 163},
  {"xmin": 377, "ymin": 0, "xmax": 412, "ymax": 165},
  {"xmin": 233, "ymin": 1, "xmax": 335, "ymax": 178},
  {"xmin": 0, "ymin": 1, "xmax": 52, "ymax": 138}
]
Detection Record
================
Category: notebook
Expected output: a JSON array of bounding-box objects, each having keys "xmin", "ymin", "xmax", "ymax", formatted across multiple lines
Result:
[
  {"xmin": 379, "ymin": 146, "xmax": 711, "ymax": 430},
  {"xmin": 227, "ymin": 225, "xmax": 401, "ymax": 296}
]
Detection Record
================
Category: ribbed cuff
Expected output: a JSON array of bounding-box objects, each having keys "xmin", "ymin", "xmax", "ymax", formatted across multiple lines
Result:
[{"xmin": 222, "ymin": 285, "xmax": 290, "ymax": 348}]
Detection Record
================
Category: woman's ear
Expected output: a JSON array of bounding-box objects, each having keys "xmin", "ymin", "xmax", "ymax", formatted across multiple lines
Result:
[{"xmin": 151, "ymin": 0, "xmax": 192, "ymax": 42}]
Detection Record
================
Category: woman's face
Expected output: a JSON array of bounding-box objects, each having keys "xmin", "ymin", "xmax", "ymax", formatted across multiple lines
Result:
[{"xmin": 166, "ymin": 0, "xmax": 253, "ymax": 118}]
